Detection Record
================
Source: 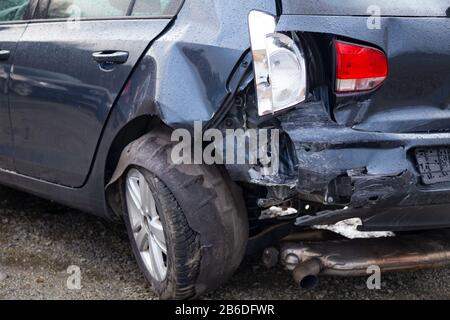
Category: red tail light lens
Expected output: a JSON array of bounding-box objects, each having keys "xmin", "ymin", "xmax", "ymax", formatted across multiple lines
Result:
[{"xmin": 335, "ymin": 40, "xmax": 388, "ymax": 93}]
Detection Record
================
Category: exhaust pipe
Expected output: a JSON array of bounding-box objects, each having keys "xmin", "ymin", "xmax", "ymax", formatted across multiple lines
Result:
[
  {"xmin": 292, "ymin": 258, "xmax": 321, "ymax": 289},
  {"xmin": 280, "ymin": 229, "xmax": 450, "ymax": 287}
]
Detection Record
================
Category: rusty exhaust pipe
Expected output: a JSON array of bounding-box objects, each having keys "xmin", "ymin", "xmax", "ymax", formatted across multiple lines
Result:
[
  {"xmin": 292, "ymin": 258, "xmax": 321, "ymax": 289},
  {"xmin": 280, "ymin": 229, "xmax": 450, "ymax": 287}
]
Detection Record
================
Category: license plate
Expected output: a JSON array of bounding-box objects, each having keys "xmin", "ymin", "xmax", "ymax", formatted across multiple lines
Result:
[{"xmin": 415, "ymin": 147, "xmax": 450, "ymax": 185}]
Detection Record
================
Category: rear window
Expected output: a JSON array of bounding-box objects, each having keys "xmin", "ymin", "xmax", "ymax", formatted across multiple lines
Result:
[
  {"xmin": 281, "ymin": 0, "xmax": 450, "ymax": 17},
  {"xmin": 47, "ymin": 0, "xmax": 183, "ymax": 19}
]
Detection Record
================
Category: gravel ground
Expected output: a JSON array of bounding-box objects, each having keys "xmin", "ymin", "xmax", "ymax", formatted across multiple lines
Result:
[{"xmin": 1, "ymin": 185, "xmax": 450, "ymax": 300}]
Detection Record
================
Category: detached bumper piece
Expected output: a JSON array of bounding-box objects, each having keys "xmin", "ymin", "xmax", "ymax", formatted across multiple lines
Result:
[{"xmin": 279, "ymin": 228, "xmax": 450, "ymax": 289}]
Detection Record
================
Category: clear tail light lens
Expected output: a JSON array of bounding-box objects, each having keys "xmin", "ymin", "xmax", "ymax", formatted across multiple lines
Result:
[
  {"xmin": 248, "ymin": 11, "xmax": 307, "ymax": 116},
  {"xmin": 335, "ymin": 40, "xmax": 388, "ymax": 93}
]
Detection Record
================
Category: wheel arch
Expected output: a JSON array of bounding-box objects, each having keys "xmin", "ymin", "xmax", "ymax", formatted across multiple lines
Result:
[{"xmin": 103, "ymin": 116, "xmax": 171, "ymax": 219}]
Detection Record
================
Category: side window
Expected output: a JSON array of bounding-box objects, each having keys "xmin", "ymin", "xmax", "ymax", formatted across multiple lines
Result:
[
  {"xmin": 0, "ymin": 0, "xmax": 30, "ymax": 22},
  {"xmin": 48, "ymin": 0, "xmax": 129, "ymax": 19},
  {"xmin": 47, "ymin": 0, "xmax": 183, "ymax": 19},
  {"xmin": 131, "ymin": 0, "xmax": 180, "ymax": 16}
]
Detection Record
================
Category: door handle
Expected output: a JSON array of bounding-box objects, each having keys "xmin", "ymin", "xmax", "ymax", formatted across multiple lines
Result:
[
  {"xmin": 92, "ymin": 51, "xmax": 129, "ymax": 65},
  {"xmin": 0, "ymin": 50, "xmax": 10, "ymax": 61}
]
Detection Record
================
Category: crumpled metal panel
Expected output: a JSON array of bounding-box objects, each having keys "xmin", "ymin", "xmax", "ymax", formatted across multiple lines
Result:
[{"xmin": 147, "ymin": 0, "xmax": 277, "ymax": 127}]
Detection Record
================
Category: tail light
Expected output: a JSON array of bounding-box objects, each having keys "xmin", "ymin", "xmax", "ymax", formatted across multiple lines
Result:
[
  {"xmin": 248, "ymin": 11, "xmax": 307, "ymax": 116},
  {"xmin": 335, "ymin": 40, "xmax": 388, "ymax": 93}
]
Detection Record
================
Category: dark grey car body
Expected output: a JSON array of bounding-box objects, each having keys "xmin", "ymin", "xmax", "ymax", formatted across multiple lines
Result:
[{"xmin": 1, "ymin": 0, "xmax": 450, "ymax": 235}]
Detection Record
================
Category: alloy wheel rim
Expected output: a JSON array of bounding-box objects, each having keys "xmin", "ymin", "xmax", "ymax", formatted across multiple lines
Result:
[{"xmin": 125, "ymin": 169, "xmax": 168, "ymax": 281}]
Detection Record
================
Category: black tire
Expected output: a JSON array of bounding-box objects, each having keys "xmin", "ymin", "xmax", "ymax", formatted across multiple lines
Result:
[
  {"xmin": 115, "ymin": 129, "xmax": 248, "ymax": 299},
  {"xmin": 123, "ymin": 167, "xmax": 200, "ymax": 299}
]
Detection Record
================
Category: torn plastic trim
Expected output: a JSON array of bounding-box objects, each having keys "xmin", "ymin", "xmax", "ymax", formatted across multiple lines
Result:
[{"xmin": 312, "ymin": 218, "xmax": 395, "ymax": 239}]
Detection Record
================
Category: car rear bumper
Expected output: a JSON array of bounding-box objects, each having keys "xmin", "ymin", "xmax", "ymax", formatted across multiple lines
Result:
[
  {"xmin": 275, "ymin": 102, "xmax": 450, "ymax": 231},
  {"xmin": 280, "ymin": 102, "xmax": 450, "ymax": 207}
]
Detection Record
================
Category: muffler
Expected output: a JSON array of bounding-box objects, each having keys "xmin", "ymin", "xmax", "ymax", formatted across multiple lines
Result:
[{"xmin": 279, "ymin": 228, "xmax": 450, "ymax": 287}]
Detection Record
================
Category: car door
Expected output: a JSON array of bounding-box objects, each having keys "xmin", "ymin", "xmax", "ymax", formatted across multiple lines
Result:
[
  {"xmin": 0, "ymin": 0, "xmax": 36, "ymax": 171},
  {"xmin": 9, "ymin": 0, "xmax": 182, "ymax": 186}
]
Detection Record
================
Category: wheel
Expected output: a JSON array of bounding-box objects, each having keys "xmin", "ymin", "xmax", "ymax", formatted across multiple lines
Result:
[
  {"xmin": 109, "ymin": 129, "xmax": 248, "ymax": 299},
  {"xmin": 123, "ymin": 166, "xmax": 200, "ymax": 299}
]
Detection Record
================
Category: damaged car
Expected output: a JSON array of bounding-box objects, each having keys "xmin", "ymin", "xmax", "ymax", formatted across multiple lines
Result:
[{"xmin": 2, "ymin": 0, "xmax": 450, "ymax": 299}]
